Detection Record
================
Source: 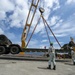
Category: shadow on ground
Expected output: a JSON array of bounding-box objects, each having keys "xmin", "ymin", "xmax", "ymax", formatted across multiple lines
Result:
[
  {"xmin": 64, "ymin": 62, "xmax": 74, "ymax": 66},
  {"xmin": 37, "ymin": 67, "xmax": 54, "ymax": 70}
]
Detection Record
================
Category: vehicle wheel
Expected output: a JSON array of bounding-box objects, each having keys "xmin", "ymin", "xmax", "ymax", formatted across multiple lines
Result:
[
  {"xmin": 10, "ymin": 46, "xmax": 19, "ymax": 54},
  {"xmin": 0, "ymin": 46, "xmax": 5, "ymax": 54}
]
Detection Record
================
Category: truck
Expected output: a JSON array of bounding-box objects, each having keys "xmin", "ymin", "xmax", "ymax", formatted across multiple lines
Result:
[
  {"xmin": 0, "ymin": 34, "xmax": 50, "ymax": 55},
  {"xmin": 0, "ymin": 34, "xmax": 22, "ymax": 54}
]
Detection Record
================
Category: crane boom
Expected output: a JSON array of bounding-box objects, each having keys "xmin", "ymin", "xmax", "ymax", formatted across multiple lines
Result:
[{"xmin": 21, "ymin": 0, "xmax": 40, "ymax": 48}]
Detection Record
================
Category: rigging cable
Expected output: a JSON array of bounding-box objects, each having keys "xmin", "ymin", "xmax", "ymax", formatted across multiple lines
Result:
[
  {"xmin": 41, "ymin": 15, "xmax": 62, "ymax": 48},
  {"xmin": 26, "ymin": 17, "xmax": 41, "ymax": 47},
  {"xmin": 42, "ymin": 17, "xmax": 51, "ymax": 44}
]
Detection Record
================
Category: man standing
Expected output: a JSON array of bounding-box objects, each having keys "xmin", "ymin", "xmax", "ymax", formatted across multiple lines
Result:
[
  {"xmin": 71, "ymin": 50, "xmax": 75, "ymax": 65},
  {"xmin": 69, "ymin": 37, "xmax": 75, "ymax": 65},
  {"xmin": 47, "ymin": 42, "xmax": 56, "ymax": 70}
]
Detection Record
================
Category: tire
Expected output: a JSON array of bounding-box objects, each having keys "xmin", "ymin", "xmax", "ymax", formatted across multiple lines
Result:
[
  {"xmin": 10, "ymin": 46, "xmax": 20, "ymax": 54},
  {"xmin": 0, "ymin": 46, "xmax": 6, "ymax": 54}
]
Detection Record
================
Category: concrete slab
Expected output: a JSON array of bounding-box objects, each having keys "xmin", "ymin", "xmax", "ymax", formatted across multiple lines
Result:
[{"xmin": 0, "ymin": 59, "xmax": 75, "ymax": 75}]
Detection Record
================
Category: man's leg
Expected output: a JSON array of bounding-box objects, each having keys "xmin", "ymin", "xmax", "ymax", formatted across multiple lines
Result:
[
  {"xmin": 47, "ymin": 59, "xmax": 51, "ymax": 69},
  {"xmin": 53, "ymin": 59, "xmax": 56, "ymax": 70},
  {"xmin": 73, "ymin": 59, "xmax": 75, "ymax": 65}
]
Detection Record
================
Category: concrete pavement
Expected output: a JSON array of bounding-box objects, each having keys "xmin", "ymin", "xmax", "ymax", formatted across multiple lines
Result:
[{"xmin": 0, "ymin": 59, "xmax": 75, "ymax": 75}]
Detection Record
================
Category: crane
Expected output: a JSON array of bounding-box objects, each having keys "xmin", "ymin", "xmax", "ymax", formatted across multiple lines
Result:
[
  {"xmin": 21, "ymin": 0, "xmax": 61, "ymax": 48},
  {"xmin": 21, "ymin": 0, "xmax": 40, "ymax": 48},
  {"xmin": 25, "ymin": 7, "xmax": 61, "ymax": 48},
  {"xmin": 0, "ymin": 0, "xmax": 61, "ymax": 55}
]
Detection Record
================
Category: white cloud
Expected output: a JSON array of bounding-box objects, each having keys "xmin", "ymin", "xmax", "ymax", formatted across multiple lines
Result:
[
  {"xmin": 5, "ymin": 32, "xmax": 21, "ymax": 45},
  {"xmin": 0, "ymin": 28, "xmax": 4, "ymax": 34},
  {"xmin": 66, "ymin": 0, "xmax": 75, "ymax": 4},
  {"xmin": 0, "ymin": 0, "xmax": 29, "ymax": 28},
  {"xmin": 53, "ymin": 5, "xmax": 60, "ymax": 11},
  {"xmin": 5, "ymin": 32, "xmax": 16, "ymax": 40},
  {"xmin": 41, "ymin": 39, "xmax": 48, "ymax": 43},
  {"xmin": 34, "ymin": 22, "xmax": 44, "ymax": 34},
  {"xmin": 52, "ymin": 19, "xmax": 63, "ymax": 29},
  {"xmin": 15, "ymin": 0, "xmax": 28, "ymax": 6},
  {"xmin": 50, "ymin": 33, "xmax": 68, "ymax": 37},
  {"xmin": 0, "ymin": 11, "xmax": 6, "ymax": 20},
  {"xmin": 9, "ymin": 4, "xmax": 29, "ymax": 28},
  {"xmin": 42, "ymin": 0, "xmax": 60, "ymax": 19},
  {"xmin": 40, "ymin": 30, "xmax": 45, "ymax": 35},
  {"xmin": 50, "ymin": 16, "xmax": 60, "ymax": 26},
  {"xmin": 27, "ymin": 39, "xmax": 39, "ymax": 48},
  {"xmin": 10, "ymin": 19, "xmax": 21, "ymax": 28},
  {"xmin": 14, "ymin": 41, "xmax": 21, "ymax": 46},
  {"xmin": 0, "ymin": 0, "xmax": 15, "ymax": 12},
  {"xmin": 51, "ymin": 14, "xmax": 75, "ymax": 37},
  {"xmin": 44, "ymin": 7, "xmax": 51, "ymax": 20},
  {"xmin": 27, "ymin": 39, "xmax": 49, "ymax": 48},
  {"xmin": 54, "ymin": 41, "xmax": 63, "ymax": 45},
  {"xmin": 44, "ymin": 0, "xmax": 60, "ymax": 9},
  {"xmin": 53, "ymin": 0, "xmax": 60, "ymax": 10},
  {"xmin": 0, "ymin": 0, "xmax": 60, "ymax": 32}
]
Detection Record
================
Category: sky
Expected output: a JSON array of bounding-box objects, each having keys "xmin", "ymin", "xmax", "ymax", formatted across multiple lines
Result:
[{"xmin": 0, "ymin": 0, "xmax": 75, "ymax": 49}]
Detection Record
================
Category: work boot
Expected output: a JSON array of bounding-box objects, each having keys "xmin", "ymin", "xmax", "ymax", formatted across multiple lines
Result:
[
  {"xmin": 73, "ymin": 62, "xmax": 75, "ymax": 65},
  {"xmin": 47, "ymin": 65, "xmax": 51, "ymax": 69},
  {"xmin": 53, "ymin": 65, "xmax": 56, "ymax": 70}
]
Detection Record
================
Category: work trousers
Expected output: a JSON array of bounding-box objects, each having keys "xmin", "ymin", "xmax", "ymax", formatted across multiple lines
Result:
[{"xmin": 48, "ymin": 53, "xmax": 56, "ymax": 66}]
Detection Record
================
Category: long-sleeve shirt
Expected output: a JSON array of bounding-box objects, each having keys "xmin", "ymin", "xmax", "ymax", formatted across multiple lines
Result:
[{"xmin": 48, "ymin": 46, "xmax": 55, "ymax": 54}]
